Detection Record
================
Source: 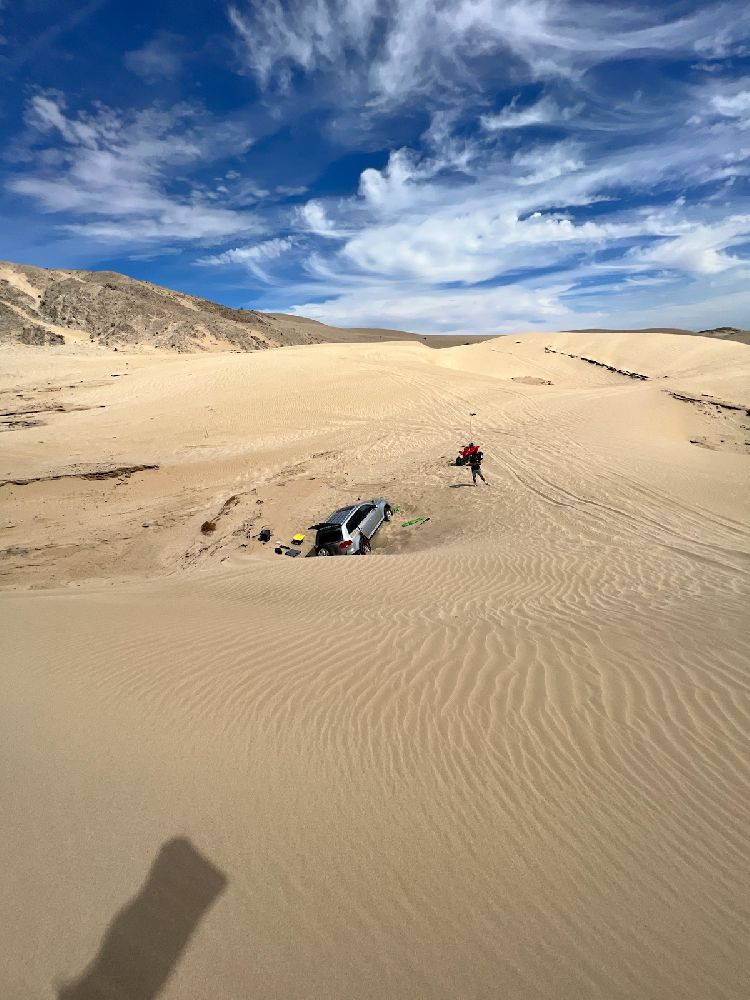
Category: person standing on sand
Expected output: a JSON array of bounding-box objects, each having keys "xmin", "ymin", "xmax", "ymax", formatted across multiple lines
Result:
[{"xmin": 469, "ymin": 446, "xmax": 488, "ymax": 486}]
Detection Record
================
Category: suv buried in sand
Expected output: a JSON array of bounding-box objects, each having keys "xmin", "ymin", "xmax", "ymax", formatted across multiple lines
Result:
[{"xmin": 313, "ymin": 499, "xmax": 393, "ymax": 556}]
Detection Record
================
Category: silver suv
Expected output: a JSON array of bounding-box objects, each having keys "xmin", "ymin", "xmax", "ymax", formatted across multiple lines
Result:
[{"xmin": 314, "ymin": 499, "xmax": 393, "ymax": 556}]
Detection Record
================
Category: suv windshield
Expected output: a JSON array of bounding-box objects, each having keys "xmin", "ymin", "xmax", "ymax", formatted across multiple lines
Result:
[{"xmin": 317, "ymin": 525, "xmax": 343, "ymax": 546}]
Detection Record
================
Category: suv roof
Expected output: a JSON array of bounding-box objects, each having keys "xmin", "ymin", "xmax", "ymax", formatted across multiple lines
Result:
[{"xmin": 325, "ymin": 505, "xmax": 361, "ymax": 526}]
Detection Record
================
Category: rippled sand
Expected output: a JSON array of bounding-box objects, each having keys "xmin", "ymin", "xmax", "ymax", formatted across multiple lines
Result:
[{"xmin": 2, "ymin": 332, "xmax": 748, "ymax": 999}]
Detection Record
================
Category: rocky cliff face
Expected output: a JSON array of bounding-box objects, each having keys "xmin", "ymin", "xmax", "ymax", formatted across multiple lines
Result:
[{"xmin": 0, "ymin": 262, "xmax": 327, "ymax": 351}]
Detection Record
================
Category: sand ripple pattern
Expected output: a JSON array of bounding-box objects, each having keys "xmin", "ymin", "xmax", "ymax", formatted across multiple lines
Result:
[{"xmin": 2, "ymin": 333, "xmax": 749, "ymax": 999}]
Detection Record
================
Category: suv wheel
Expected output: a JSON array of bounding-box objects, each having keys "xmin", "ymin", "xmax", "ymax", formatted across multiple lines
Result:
[
  {"xmin": 359, "ymin": 538, "xmax": 371, "ymax": 555},
  {"xmin": 383, "ymin": 505, "xmax": 393, "ymax": 521},
  {"xmin": 316, "ymin": 547, "xmax": 330, "ymax": 556}
]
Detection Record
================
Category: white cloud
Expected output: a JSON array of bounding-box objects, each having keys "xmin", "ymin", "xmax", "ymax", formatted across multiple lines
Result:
[
  {"xmin": 712, "ymin": 89, "xmax": 750, "ymax": 116},
  {"xmin": 228, "ymin": 0, "xmax": 750, "ymax": 106},
  {"xmin": 289, "ymin": 280, "xmax": 572, "ymax": 334},
  {"xmin": 333, "ymin": 201, "xmax": 622, "ymax": 285},
  {"xmin": 687, "ymin": 80, "xmax": 750, "ymax": 132},
  {"xmin": 198, "ymin": 237, "xmax": 295, "ymax": 279},
  {"xmin": 297, "ymin": 200, "xmax": 342, "ymax": 237},
  {"xmin": 629, "ymin": 216, "xmax": 750, "ymax": 275},
  {"xmin": 710, "ymin": 87, "xmax": 750, "ymax": 129},
  {"xmin": 203, "ymin": 237, "xmax": 294, "ymax": 264},
  {"xmin": 283, "ymin": 265, "xmax": 750, "ymax": 335},
  {"xmin": 8, "ymin": 93, "xmax": 258, "ymax": 244},
  {"xmin": 287, "ymin": 111, "xmax": 741, "ymax": 291},
  {"xmin": 481, "ymin": 95, "xmax": 562, "ymax": 131},
  {"xmin": 124, "ymin": 32, "xmax": 185, "ymax": 82},
  {"xmin": 512, "ymin": 139, "xmax": 584, "ymax": 184},
  {"xmin": 358, "ymin": 149, "xmax": 424, "ymax": 209},
  {"xmin": 228, "ymin": 0, "xmax": 379, "ymax": 92}
]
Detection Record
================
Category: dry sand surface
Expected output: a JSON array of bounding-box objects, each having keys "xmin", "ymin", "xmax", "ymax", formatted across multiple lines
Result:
[{"xmin": 1, "ymin": 332, "xmax": 749, "ymax": 999}]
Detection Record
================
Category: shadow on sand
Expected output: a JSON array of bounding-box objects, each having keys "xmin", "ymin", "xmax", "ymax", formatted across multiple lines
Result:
[{"xmin": 58, "ymin": 837, "xmax": 227, "ymax": 1000}]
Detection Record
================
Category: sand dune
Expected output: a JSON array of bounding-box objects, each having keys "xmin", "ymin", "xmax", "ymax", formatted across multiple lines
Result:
[{"xmin": 1, "ymin": 332, "xmax": 749, "ymax": 999}]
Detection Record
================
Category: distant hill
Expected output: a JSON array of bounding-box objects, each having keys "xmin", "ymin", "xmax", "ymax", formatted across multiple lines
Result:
[
  {"xmin": 567, "ymin": 326, "xmax": 750, "ymax": 345},
  {"xmin": 696, "ymin": 326, "xmax": 750, "ymax": 345},
  {"xmin": 0, "ymin": 261, "xmax": 489, "ymax": 352}
]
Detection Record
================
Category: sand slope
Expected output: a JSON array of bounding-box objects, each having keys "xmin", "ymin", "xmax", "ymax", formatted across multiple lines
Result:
[{"xmin": 1, "ymin": 332, "xmax": 749, "ymax": 999}]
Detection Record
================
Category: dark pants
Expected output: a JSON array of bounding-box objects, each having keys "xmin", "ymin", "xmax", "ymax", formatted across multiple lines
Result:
[{"xmin": 470, "ymin": 464, "xmax": 486, "ymax": 483}]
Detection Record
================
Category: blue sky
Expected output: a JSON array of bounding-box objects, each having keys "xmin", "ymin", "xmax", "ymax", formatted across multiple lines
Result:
[{"xmin": 1, "ymin": 0, "xmax": 749, "ymax": 333}]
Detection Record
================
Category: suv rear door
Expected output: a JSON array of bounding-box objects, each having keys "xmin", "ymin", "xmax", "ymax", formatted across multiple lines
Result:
[{"xmin": 316, "ymin": 524, "xmax": 343, "ymax": 552}]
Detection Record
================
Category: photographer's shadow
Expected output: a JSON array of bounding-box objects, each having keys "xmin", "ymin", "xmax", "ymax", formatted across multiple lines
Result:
[{"xmin": 58, "ymin": 837, "xmax": 227, "ymax": 1000}]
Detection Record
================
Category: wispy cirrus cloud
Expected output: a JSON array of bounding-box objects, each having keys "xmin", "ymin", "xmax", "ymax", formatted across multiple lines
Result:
[
  {"xmin": 627, "ymin": 215, "xmax": 750, "ymax": 275},
  {"xmin": 228, "ymin": 0, "xmax": 750, "ymax": 105},
  {"xmin": 8, "ymin": 92, "xmax": 258, "ymax": 244},
  {"xmin": 480, "ymin": 95, "xmax": 565, "ymax": 131},
  {"xmin": 198, "ymin": 237, "xmax": 296, "ymax": 280}
]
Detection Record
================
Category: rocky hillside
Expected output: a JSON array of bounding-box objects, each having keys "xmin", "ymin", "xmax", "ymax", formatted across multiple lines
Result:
[
  {"xmin": 0, "ymin": 261, "xmax": 320, "ymax": 351},
  {"xmin": 0, "ymin": 261, "xmax": 440, "ymax": 352},
  {"xmin": 696, "ymin": 326, "xmax": 750, "ymax": 344}
]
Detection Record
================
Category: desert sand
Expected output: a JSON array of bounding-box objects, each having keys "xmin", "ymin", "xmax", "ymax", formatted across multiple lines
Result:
[{"xmin": 1, "ymin": 331, "xmax": 749, "ymax": 999}]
